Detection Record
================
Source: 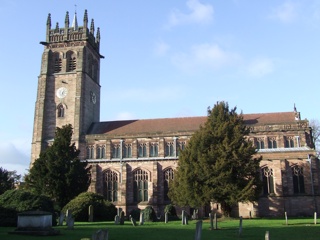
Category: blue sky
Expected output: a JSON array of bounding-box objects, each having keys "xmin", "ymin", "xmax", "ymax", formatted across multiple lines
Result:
[{"xmin": 0, "ymin": 0, "xmax": 319, "ymax": 176}]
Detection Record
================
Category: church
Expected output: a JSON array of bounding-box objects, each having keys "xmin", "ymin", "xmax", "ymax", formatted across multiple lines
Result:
[{"xmin": 31, "ymin": 10, "xmax": 319, "ymax": 217}]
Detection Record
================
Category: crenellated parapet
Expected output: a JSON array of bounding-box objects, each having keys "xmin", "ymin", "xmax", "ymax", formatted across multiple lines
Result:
[{"xmin": 43, "ymin": 10, "xmax": 100, "ymax": 53}]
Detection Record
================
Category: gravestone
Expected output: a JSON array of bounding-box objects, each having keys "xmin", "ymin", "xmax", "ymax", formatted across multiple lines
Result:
[
  {"xmin": 165, "ymin": 212, "xmax": 168, "ymax": 224},
  {"xmin": 265, "ymin": 231, "xmax": 269, "ymax": 240},
  {"xmin": 194, "ymin": 220, "xmax": 202, "ymax": 240},
  {"xmin": 182, "ymin": 210, "xmax": 186, "ymax": 225},
  {"xmin": 120, "ymin": 211, "xmax": 125, "ymax": 225},
  {"xmin": 58, "ymin": 212, "xmax": 65, "ymax": 226},
  {"xmin": 214, "ymin": 213, "xmax": 218, "ymax": 230},
  {"xmin": 89, "ymin": 205, "xmax": 94, "ymax": 222},
  {"xmin": 139, "ymin": 212, "xmax": 144, "ymax": 225},
  {"xmin": 129, "ymin": 215, "xmax": 137, "ymax": 226},
  {"xmin": 114, "ymin": 215, "xmax": 120, "ymax": 225},
  {"xmin": 209, "ymin": 213, "xmax": 213, "ymax": 230},
  {"xmin": 66, "ymin": 210, "xmax": 74, "ymax": 230},
  {"xmin": 238, "ymin": 216, "xmax": 243, "ymax": 236},
  {"xmin": 92, "ymin": 229, "xmax": 109, "ymax": 240}
]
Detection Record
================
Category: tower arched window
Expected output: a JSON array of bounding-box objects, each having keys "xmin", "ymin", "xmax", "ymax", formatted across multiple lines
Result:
[
  {"xmin": 104, "ymin": 170, "xmax": 118, "ymax": 202},
  {"xmin": 164, "ymin": 168, "xmax": 174, "ymax": 201},
  {"xmin": 57, "ymin": 104, "xmax": 65, "ymax": 118},
  {"xmin": 53, "ymin": 52, "xmax": 62, "ymax": 73},
  {"xmin": 66, "ymin": 51, "xmax": 76, "ymax": 72}
]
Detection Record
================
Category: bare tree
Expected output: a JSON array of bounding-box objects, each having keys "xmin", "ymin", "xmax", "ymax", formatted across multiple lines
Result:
[{"xmin": 310, "ymin": 119, "xmax": 320, "ymax": 156}]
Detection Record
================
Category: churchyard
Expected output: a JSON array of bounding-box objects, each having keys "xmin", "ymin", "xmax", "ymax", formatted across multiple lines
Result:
[{"xmin": 1, "ymin": 217, "xmax": 320, "ymax": 240}]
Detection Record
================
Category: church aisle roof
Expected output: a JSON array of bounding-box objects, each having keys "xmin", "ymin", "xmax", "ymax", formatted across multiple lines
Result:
[{"xmin": 87, "ymin": 111, "xmax": 298, "ymax": 136}]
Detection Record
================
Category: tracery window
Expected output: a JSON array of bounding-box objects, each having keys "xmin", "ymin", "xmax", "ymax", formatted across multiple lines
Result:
[
  {"xmin": 268, "ymin": 137, "xmax": 277, "ymax": 149},
  {"xmin": 133, "ymin": 169, "xmax": 148, "ymax": 202},
  {"xmin": 262, "ymin": 167, "xmax": 274, "ymax": 195},
  {"xmin": 256, "ymin": 138, "xmax": 265, "ymax": 149},
  {"xmin": 164, "ymin": 168, "xmax": 174, "ymax": 201},
  {"xmin": 177, "ymin": 141, "xmax": 186, "ymax": 156},
  {"xmin": 285, "ymin": 136, "xmax": 295, "ymax": 148},
  {"xmin": 66, "ymin": 51, "xmax": 76, "ymax": 72},
  {"xmin": 96, "ymin": 145, "xmax": 106, "ymax": 159},
  {"xmin": 86, "ymin": 146, "xmax": 94, "ymax": 159},
  {"xmin": 104, "ymin": 170, "xmax": 118, "ymax": 202},
  {"xmin": 138, "ymin": 143, "xmax": 147, "ymax": 157},
  {"xmin": 112, "ymin": 143, "xmax": 120, "ymax": 158},
  {"xmin": 123, "ymin": 143, "xmax": 132, "ymax": 158},
  {"xmin": 165, "ymin": 142, "xmax": 175, "ymax": 157},
  {"xmin": 150, "ymin": 143, "xmax": 158, "ymax": 157},
  {"xmin": 292, "ymin": 166, "xmax": 305, "ymax": 194},
  {"xmin": 57, "ymin": 104, "xmax": 65, "ymax": 118}
]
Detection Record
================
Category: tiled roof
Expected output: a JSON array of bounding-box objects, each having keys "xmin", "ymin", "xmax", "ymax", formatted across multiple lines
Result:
[{"xmin": 87, "ymin": 111, "xmax": 298, "ymax": 136}]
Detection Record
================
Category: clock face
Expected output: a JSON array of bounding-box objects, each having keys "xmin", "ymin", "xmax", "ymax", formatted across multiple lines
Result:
[
  {"xmin": 56, "ymin": 87, "xmax": 68, "ymax": 99},
  {"xmin": 91, "ymin": 91, "xmax": 96, "ymax": 104}
]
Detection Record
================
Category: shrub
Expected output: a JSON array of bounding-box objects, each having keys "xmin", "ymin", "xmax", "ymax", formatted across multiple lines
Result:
[
  {"xmin": 62, "ymin": 192, "xmax": 116, "ymax": 221},
  {"xmin": 0, "ymin": 189, "xmax": 55, "ymax": 226},
  {"xmin": 0, "ymin": 189, "xmax": 55, "ymax": 212},
  {"xmin": 129, "ymin": 208, "xmax": 141, "ymax": 221},
  {"xmin": 164, "ymin": 204, "xmax": 178, "ymax": 220},
  {"xmin": 143, "ymin": 206, "xmax": 157, "ymax": 222}
]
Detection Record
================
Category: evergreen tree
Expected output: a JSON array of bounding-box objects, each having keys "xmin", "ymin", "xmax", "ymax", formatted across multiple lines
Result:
[
  {"xmin": 169, "ymin": 102, "xmax": 262, "ymax": 216},
  {"xmin": 25, "ymin": 124, "xmax": 90, "ymax": 209},
  {"xmin": 0, "ymin": 168, "xmax": 20, "ymax": 195}
]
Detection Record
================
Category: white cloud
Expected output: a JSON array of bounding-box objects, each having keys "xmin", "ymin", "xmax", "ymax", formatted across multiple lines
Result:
[
  {"xmin": 167, "ymin": 0, "xmax": 214, "ymax": 27},
  {"xmin": 171, "ymin": 43, "xmax": 240, "ymax": 72},
  {"xmin": 115, "ymin": 112, "xmax": 137, "ymax": 120},
  {"xmin": 247, "ymin": 58, "xmax": 275, "ymax": 78},
  {"xmin": 0, "ymin": 142, "xmax": 30, "ymax": 176},
  {"xmin": 154, "ymin": 41, "xmax": 170, "ymax": 56},
  {"xmin": 269, "ymin": 1, "xmax": 298, "ymax": 23}
]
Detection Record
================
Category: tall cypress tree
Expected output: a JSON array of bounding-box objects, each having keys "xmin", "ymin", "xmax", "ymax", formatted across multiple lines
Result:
[
  {"xmin": 25, "ymin": 124, "xmax": 90, "ymax": 209},
  {"xmin": 169, "ymin": 102, "xmax": 262, "ymax": 216}
]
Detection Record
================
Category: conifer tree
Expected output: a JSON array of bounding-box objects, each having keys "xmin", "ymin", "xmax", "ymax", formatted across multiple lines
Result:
[
  {"xmin": 169, "ymin": 102, "xmax": 262, "ymax": 216},
  {"xmin": 25, "ymin": 124, "xmax": 90, "ymax": 209}
]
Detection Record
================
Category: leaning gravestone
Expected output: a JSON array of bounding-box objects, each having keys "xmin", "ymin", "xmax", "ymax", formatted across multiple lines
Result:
[
  {"xmin": 89, "ymin": 205, "xmax": 94, "ymax": 222},
  {"xmin": 130, "ymin": 215, "xmax": 137, "ymax": 226},
  {"xmin": 92, "ymin": 229, "xmax": 109, "ymax": 240},
  {"xmin": 165, "ymin": 212, "xmax": 168, "ymax": 224},
  {"xmin": 120, "ymin": 211, "xmax": 125, "ymax": 225}
]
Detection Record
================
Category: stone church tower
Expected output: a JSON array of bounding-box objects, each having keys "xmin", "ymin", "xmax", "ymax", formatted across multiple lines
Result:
[{"xmin": 31, "ymin": 10, "xmax": 103, "ymax": 164}]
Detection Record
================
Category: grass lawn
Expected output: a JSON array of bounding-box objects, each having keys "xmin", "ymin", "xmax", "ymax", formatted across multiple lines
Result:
[{"xmin": 1, "ymin": 218, "xmax": 320, "ymax": 240}]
